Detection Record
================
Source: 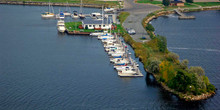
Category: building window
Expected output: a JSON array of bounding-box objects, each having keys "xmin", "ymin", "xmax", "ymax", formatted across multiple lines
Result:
[
  {"xmin": 89, "ymin": 25, "xmax": 92, "ymax": 27},
  {"xmin": 99, "ymin": 25, "xmax": 101, "ymax": 27},
  {"xmin": 103, "ymin": 25, "xmax": 105, "ymax": 27}
]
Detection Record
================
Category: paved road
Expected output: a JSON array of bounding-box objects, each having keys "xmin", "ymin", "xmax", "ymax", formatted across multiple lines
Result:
[{"xmin": 123, "ymin": 0, "xmax": 161, "ymax": 42}]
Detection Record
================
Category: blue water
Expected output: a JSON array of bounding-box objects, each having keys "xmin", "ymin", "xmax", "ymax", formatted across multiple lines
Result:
[
  {"xmin": 151, "ymin": 10, "xmax": 220, "ymax": 109},
  {"xmin": 0, "ymin": 5, "xmax": 219, "ymax": 109}
]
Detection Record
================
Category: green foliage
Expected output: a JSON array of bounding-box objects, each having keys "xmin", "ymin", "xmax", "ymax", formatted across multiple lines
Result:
[
  {"xmin": 186, "ymin": 0, "xmax": 193, "ymax": 3},
  {"xmin": 146, "ymin": 23, "xmax": 155, "ymax": 32},
  {"xmin": 207, "ymin": 84, "xmax": 215, "ymax": 92},
  {"xmin": 147, "ymin": 57, "xmax": 161, "ymax": 73},
  {"xmin": 159, "ymin": 61, "xmax": 175, "ymax": 82},
  {"xmin": 137, "ymin": 0, "xmax": 162, "ymax": 4},
  {"xmin": 162, "ymin": 0, "xmax": 170, "ymax": 6},
  {"xmin": 159, "ymin": 77, "xmax": 165, "ymax": 82},
  {"xmin": 188, "ymin": 66, "xmax": 205, "ymax": 76},
  {"xmin": 157, "ymin": 35, "xmax": 167, "ymax": 53},
  {"xmin": 119, "ymin": 12, "xmax": 130, "ymax": 24},
  {"xmin": 167, "ymin": 52, "xmax": 179, "ymax": 63},
  {"xmin": 194, "ymin": 2, "xmax": 220, "ymax": 7},
  {"xmin": 179, "ymin": 59, "xmax": 189, "ymax": 70},
  {"xmin": 85, "ymin": 25, "xmax": 88, "ymax": 30}
]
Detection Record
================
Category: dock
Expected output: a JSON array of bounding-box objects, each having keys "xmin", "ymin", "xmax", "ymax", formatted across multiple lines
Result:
[
  {"xmin": 174, "ymin": 9, "xmax": 195, "ymax": 20},
  {"xmin": 113, "ymin": 33, "xmax": 143, "ymax": 77}
]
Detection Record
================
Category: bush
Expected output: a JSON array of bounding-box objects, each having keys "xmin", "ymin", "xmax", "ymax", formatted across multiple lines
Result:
[
  {"xmin": 188, "ymin": 66, "xmax": 205, "ymax": 76},
  {"xmin": 85, "ymin": 25, "xmax": 88, "ymax": 30},
  {"xmin": 147, "ymin": 57, "xmax": 161, "ymax": 73},
  {"xmin": 157, "ymin": 35, "xmax": 167, "ymax": 53},
  {"xmin": 167, "ymin": 52, "xmax": 179, "ymax": 63},
  {"xmin": 159, "ymin": 77, "xmax": 165, "ymax": 82},
  {"xmin": 207, "ymin": 84, "xmax": 215, "ymax": 92},
  {"xmin": 186, "ymin": 0, "xmax": 193, "ymax": 3},
  {"xmin": 162, "ymin": 0, "xmax": 170, "ymax": 6},
  {"xmin": 146, "ymin": 23, "xmax": 155, "ymax": 32},
  {"xmin": 180, "ymin": 59, "xmax": 189, "ymax": 70}
]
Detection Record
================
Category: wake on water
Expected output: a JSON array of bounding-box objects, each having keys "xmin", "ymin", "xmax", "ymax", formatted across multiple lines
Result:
[{"xmin": 168, "ymin": 47, "xmax": 220, "ymax": 53}]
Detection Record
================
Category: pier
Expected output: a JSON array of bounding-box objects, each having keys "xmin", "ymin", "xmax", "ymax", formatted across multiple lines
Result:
[{"xmin": 174, "ymin": 9, "xmax": 195, "ymax": 20}]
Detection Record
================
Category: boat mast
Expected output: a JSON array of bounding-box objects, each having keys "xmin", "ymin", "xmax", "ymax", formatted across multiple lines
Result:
[
  {"xmin": 102, "ymin": 5, "xmax": 104, "ymax": 26},
  {"xmin": 80, "ymin": 0, "xmax": 83, "ymax": 14}
]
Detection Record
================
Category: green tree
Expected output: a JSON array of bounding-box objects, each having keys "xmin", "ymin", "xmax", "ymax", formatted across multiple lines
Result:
[
  {"xmin": 188, "ymin": 66, "xmax": 205, "ymax": 76},
  {"xmin": 147, "ymin": 57, "xmax": 161, "ymax": 73},
  {"xmin": 163, "ymin": 0, "xmax": 170, "ymax": 6},
  {"xmin": 157, "ymin": 35, "xmax": 167, "ymax": 53},
  {"xmin": 167, "ymin": 52, "xmax": 179, "ymax": 63},
  {"xmin": 180, "ymin": 59, "xmax": 189, "ymax": 70},
  {"xmin": 186, "ymin": 0, "xmax": 193, "ymax": 3},
  {"xmin": 146, "ymin": 23, "xmax": 155, "ymax": 32}
]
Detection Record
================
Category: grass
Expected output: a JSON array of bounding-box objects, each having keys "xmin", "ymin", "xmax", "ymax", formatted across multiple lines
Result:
[
  {"xmin": 7, "ymin": 0, "xmax": 120, "ymax": 7},
  {"xmin": 194, "ymin": 2, "xmax": 220, "ymax": 7},
  {"xmin": 118, "ymin": 12, "xmax": 130, "ymax": 25},
  {"xmin": 136, "ymin": 0, "xmax": 162, "ymax": 5},
  {"xmin": 65, "ymin": 22, "xmax": 95, "ymax": 32}
]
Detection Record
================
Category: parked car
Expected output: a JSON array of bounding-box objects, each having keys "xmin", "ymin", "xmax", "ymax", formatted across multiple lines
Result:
[{"xmin": 126, "ymin": 28, "xmax": 136, "ymax": 35}]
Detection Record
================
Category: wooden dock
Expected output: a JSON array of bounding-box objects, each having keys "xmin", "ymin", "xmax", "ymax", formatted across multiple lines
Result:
[
  {"xmin": 174, "ymin": 9, "xmax": 195, "ymax": 20},
  {"xmin": 66, "ymin": 30, "xmax": 91, "ymax": 35}
]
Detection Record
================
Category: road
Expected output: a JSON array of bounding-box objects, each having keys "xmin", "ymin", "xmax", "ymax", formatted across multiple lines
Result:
[{"xmin": 123, "ymin": 0, "xmax": 161, "ymax": 42}]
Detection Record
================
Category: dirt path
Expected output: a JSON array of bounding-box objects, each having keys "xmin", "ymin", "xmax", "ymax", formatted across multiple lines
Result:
[{"xmin": 123, "ymin": 0, "xmax": 161, "ymax": 42}]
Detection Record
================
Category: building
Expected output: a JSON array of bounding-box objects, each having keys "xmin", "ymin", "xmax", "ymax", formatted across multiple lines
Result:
[
  {"xmin": 82, "ymin": 18, "xmax": 112, "ymax": 30},
  {"xmin": 170, "ymin": 0, "xmax": 185, "ymax": 7}
]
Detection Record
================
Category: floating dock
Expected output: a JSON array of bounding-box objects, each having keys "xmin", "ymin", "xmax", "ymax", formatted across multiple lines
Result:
[{"xmin": 174, "ymin": 9, "xmax": 195, "ymax": 20}]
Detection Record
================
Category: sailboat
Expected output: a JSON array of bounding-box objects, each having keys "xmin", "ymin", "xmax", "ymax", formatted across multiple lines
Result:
[
  {"xmin": 78, "ymin": 0, "xmax": 85, "ymax": 19},
  {"xmin": 41, "ymin": 1, "xmax": 54, "ymax": 18},
  {"xmin": 63, "ymin": 2, "xmax": 71, "ymax": 16},
  {"xmin": 56, "ymin": 9, "xmax": 65, "ymax": 19}
]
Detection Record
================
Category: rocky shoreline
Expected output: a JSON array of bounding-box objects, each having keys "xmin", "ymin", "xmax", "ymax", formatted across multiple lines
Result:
[
  {"xmin": 142, "ymin": 7, "xmax": 219, "ymax": 101},
  {"xmin": 147, "ymin": 71, "xmax": 216, "ymax": 101},
  {"xmin": 0, "ymin": 1, "xmax": 103, "ymax": 8}
]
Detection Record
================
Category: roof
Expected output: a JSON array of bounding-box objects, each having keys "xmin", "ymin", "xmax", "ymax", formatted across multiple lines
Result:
[{"xmin": 83, "ymin": 18, "xmax": 112, "ymax": 25}]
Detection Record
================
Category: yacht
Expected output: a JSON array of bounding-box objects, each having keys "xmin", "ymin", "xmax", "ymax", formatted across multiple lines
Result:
[
  {"xmin": 57, "ymin": 20, "xmax": 66, "ymax": 33},
  {"xmin": 56, "ymin": 11, "xmax": 65, "ymax": 19}
]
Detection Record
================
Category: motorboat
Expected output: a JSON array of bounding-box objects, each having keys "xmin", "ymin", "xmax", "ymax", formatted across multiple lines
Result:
[
  {"xmin": 90, "ymin": 13, "xmax": 101, "ymax": 19},
  {"xmin": 57, "ymin": 20, "xmax": 66, "ymax": 33},
  {"xmin": 79, "ymin": 13, "xmax": 86, "ymax": 19},
  {"xmin": 104, "ymin": 8, "xmax": 114, "ymax": 12},
  {"xmin": 71, "ymin": 11, "xmax": 79, "ymax": 19}
]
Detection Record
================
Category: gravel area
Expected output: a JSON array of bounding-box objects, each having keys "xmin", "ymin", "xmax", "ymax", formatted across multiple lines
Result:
[{"xmin": 123, "ymin": 0, "xmax": 161, "ymax": 42}]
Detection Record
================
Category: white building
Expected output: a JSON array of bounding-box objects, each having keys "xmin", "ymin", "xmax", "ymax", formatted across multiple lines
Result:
[{"xmin": 82, "ymin": 18, "xmax": 112, "ymax": 30}]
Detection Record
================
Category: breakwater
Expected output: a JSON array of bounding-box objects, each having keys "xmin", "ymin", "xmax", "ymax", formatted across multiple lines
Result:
[{"xmin": 0, "ymin": 1, "xmax": 103, "ymax": 8}]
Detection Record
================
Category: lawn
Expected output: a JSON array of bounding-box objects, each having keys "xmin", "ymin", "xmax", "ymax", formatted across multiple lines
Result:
[
  {"xmin": 136, "ymin": 0, "xmax": 162, "ymax": 5},
  {"xmin": 194, "ymin": 2, "xmax": 220, "ymax": 7}
]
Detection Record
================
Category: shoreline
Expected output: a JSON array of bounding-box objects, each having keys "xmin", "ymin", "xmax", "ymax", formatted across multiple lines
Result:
[
  {"xmin": 141, "ymin": 7, "xmax": 219, "ymax": 101},
  {"xmin": 0, "ymin": 1, "xmax": 104, "ymax": 8}
]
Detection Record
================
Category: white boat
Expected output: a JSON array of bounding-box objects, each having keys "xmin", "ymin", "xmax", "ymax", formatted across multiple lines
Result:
[
  {"xmin": 79, "ymin": 13, "xmax": 86, "ymax": 19},
  {"xmin": 112, "ymin": 59, "xmax": 129, "ymax": 65},
  {"xmin": 90, "ymin": 13, "xmax": 101, "ymax": 19},
  {"xmin": 71, "ymin": 11, "xmax": 79, "ymax": 19},
  {"xmin": 63, "ymin": 2, "xmax": 71, "ymax": 16},
  {"xmin": 114, "ymin": 66, "xmax": 133, "ymax": 71},
  {"xmin": 104, "ymin": 7, "xmax": 114, "ymax": 12},
  {"xmin": 57, "ymin": 20, "xmax": 66, "ymax": 33},
  {"xmin": 79, "ymin": 0, "xmax": 86, "ymax": 19},
  {"xmin": 56, "ymin": 11, "xmax": 65, "ymax": 19},
  {"xmin": 90, "ymin": 32, "xmax": 106, "ymax": 36},
  {"xmin": 41, "ymin": 1, "xmax": 55, "ymax": 18},
  {"xmin": 119, "ymin": 69, "xmax": 136, "ymax": 74},
  {"xmin": 108, "ymin": 50, "xmax": 125, "ymax": 56}
]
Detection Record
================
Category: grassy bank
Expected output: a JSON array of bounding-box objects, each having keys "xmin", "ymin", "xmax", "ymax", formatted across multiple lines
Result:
[
  {"xmin": 136, "ymin": 0, "xmax": 162, "ymax": 5},
  {"xmin": 119, "ymin": 11, "xmax": 216, "ymax": 101},
  {"xmin": 5, "ymin": 0, "xmax": 120, "ymax": 7},
  {"xmin": 194, "ymin": 2, "xmax": 220, "ymax": 7},
  {"xmin": 65, "ymin": 22, "xmax": 96, "ymax": 33}
]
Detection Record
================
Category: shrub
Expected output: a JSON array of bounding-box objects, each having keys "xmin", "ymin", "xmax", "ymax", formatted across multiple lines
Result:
[
  {"xmin": 157, "ymin": 35, "xmax": 167, "ymax": 53},
  {"xmin": 180, "ymin": 59, "xmax": 189, "ymax": 70},
  {"xmin": 188, "ymin": 66, "xmax": 205, "ymax": 76},
  {"xmin": 186, "ymin": 0, "xmax": 193, "ymax": 3},
  {"xmin": 207, "ymin": 84, "xmax": 215, "ymax": 92},
  {"xmin": 167, "ymin": 52, "xmax": 179, "ymax": 63},
  {"xmin": 85, "ymin": 25, "xmax": 88, "ymax": 30},
  {"xmin": 162, "ymin": 0, "xmax": 170, "ymax": 6},
  {"xmin": 146, "ymin": 23, "xmax": 155, "ymax": 32},
  {"xmin": 147, "ymin": 57, "xmax": 161, "ymax": 73}
]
